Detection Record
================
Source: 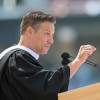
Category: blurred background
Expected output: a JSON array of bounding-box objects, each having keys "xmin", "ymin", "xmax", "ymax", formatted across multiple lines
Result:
[{"xmin": 0, "ymin": 0, "xmax": 100, "ymax": 91}]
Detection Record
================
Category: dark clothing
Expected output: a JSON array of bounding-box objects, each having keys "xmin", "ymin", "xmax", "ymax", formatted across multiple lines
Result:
[{"xmin": 0, "ymin": 50, "xmax": 70, "ymax": 100}]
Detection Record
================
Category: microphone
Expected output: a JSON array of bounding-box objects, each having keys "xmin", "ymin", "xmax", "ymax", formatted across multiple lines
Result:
[
  {"xmin": 61, "ymin": 52, "xmax": 71, "ymax": 65},
  {"xmin": 61, "ymin": 52, "xmax": 100, "ymax": 69}
]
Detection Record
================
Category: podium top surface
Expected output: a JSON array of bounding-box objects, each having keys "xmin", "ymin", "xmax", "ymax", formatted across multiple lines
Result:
[{"xmin": 58, "ymin": 82, "xmax": 100, "ymax": 100}]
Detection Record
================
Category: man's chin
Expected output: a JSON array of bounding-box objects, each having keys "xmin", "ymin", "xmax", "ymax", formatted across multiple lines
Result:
[{"xmin": 40, "ymin": 50, "xmax": 48, "ymax": 55}]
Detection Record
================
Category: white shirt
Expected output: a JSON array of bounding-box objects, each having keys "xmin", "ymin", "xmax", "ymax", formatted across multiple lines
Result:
[{"xmin": 0, "ymin": 45, "xmax": 39, "ymax": 60}]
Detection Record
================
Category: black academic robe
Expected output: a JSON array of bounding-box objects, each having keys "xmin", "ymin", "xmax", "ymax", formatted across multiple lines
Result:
[{"xmin": 0, "ymin": 50, "xmax": 70, "ymax": 100}]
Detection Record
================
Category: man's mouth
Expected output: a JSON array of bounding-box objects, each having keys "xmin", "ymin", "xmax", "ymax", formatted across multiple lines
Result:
[{"xmin": 44, "ymin": 45, "xmax": 50, "ymax": 48}]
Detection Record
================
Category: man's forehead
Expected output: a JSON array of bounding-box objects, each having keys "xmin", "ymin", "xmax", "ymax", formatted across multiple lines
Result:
[{"xmin": 41, "ymin": 22, "xmax": 55, "ymax": 33}]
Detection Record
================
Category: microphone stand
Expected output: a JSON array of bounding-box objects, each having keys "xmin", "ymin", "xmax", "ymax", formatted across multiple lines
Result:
[{"xmin": 70, "ymin": 55, "xmax": 100, "ymax": 69}]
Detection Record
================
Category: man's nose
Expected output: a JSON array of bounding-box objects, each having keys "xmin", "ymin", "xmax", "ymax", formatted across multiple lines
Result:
[{"xmin": 48, "ymin": 37, "xmax": 54, "ymax": 44}]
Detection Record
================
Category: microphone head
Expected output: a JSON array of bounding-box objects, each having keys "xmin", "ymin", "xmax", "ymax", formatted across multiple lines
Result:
[{"xmin": 61, "ymin": 52, "xmax": 70, "ymax": 59}]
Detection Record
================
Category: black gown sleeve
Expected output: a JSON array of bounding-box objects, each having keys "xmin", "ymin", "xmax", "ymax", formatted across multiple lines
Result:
[{"xmin": 0, "ymin": 50, "xmax": 70, "ymax": 100}]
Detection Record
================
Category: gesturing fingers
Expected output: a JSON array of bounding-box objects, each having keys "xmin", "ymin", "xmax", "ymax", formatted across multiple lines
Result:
[{"xmin": 76, "ymin": 44, "xmax": 96, "ymax": 63}]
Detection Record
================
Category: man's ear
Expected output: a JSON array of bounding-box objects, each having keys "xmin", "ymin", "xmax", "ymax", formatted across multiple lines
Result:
[{"xmin": 26, "ymin": 26, "xmax": 34, "ymax": 37}]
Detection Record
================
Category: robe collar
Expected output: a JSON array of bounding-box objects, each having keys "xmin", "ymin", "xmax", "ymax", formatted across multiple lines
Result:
[{"xmin": 0, "ymin": 45, "xmax": 39, "ymax": 60}]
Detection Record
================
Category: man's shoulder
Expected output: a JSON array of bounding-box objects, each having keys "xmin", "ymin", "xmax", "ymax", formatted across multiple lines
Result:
[
  {"xmin": 0, "ymin": 46, "xmax": 17, "ymax": 60},
  {"xmin": 7, "ymin": 49, "xmax": 36, "ymax": 63}
]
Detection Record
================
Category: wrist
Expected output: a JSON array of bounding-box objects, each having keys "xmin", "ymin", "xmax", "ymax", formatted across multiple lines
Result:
[{"xmin": 73, "ymin": 58, "xmax": 83, "ymax": 67}]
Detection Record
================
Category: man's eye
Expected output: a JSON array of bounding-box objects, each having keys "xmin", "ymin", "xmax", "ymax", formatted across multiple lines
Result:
[{"xmin": 45, "ymin": 33, "xmax": 49, "ymax": 36}]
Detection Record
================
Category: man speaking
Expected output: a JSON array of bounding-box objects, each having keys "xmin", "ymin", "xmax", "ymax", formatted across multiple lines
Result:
[{"xmin": 0, "ymin": 11, "xmax": 96, "ymax": 100}]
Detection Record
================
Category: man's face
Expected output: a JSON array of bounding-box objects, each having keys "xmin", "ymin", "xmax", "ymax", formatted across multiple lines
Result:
[{"xmin": 30, "ymin": 21, "xmax": 55, "ymax": 54}]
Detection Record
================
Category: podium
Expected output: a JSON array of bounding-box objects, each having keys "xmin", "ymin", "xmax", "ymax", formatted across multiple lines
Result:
[{"xmin": 58, "ymin": 82, "xmax": 100, "ymax": 100}]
